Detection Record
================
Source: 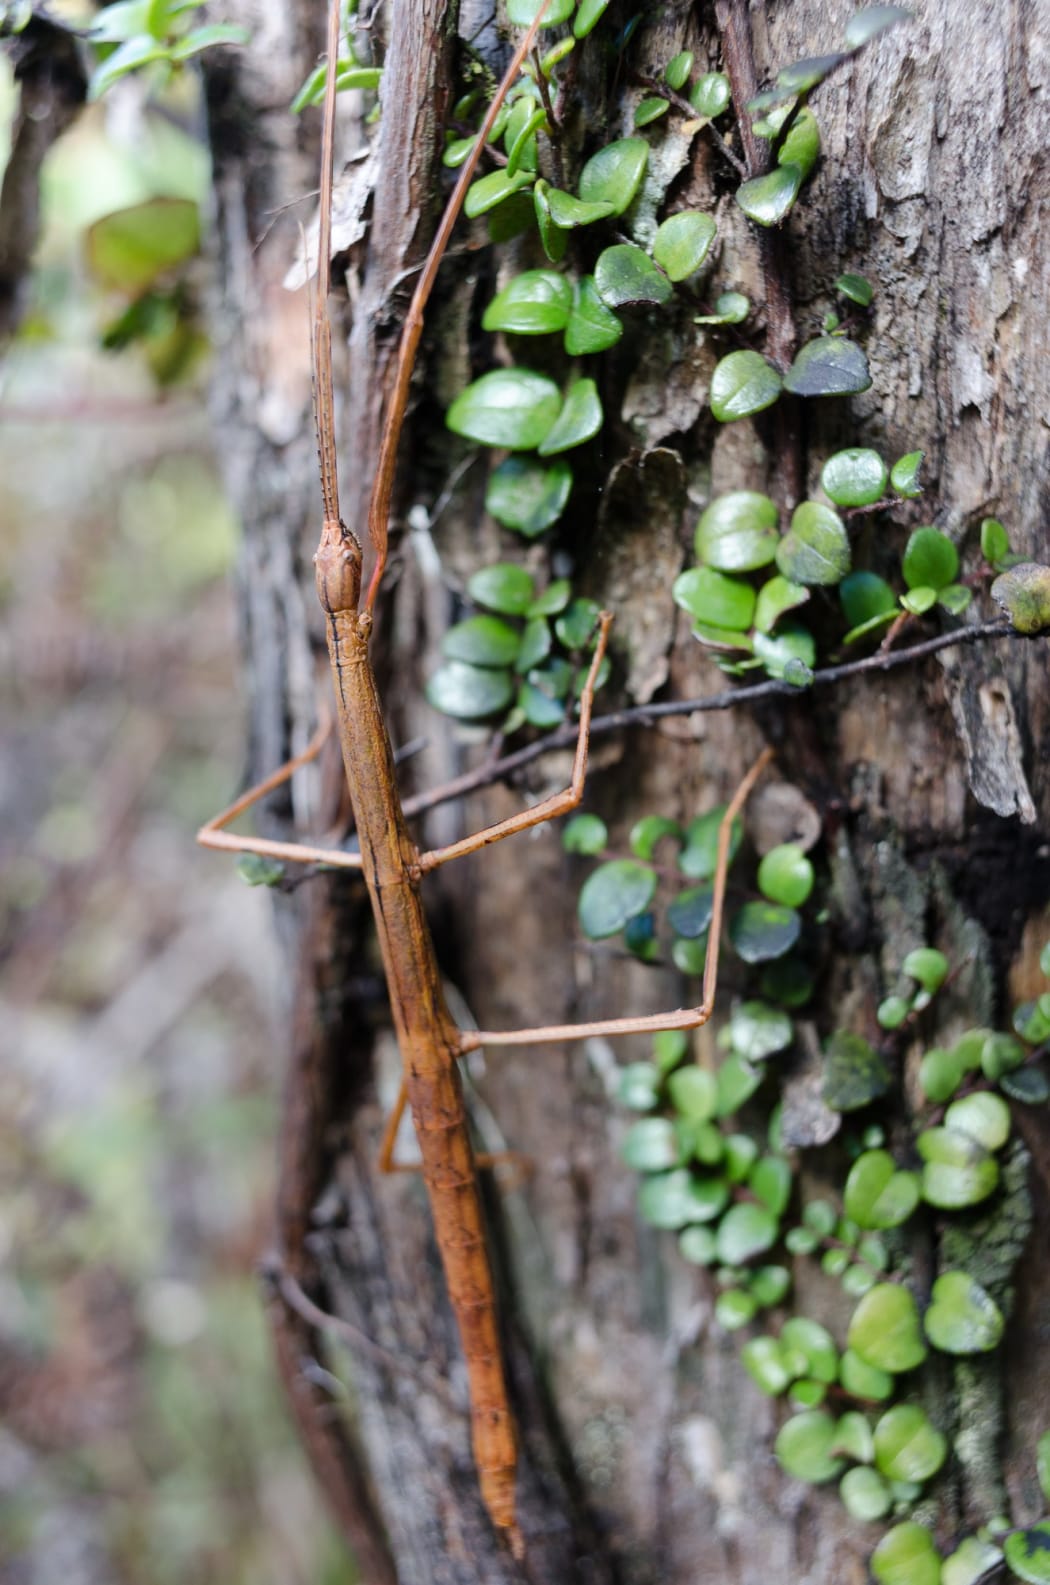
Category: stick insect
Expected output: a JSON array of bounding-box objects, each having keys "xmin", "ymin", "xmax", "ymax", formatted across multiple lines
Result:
[{"xmin": 199, "ymin": 0, "xmax": 772, "ymax": 1556}]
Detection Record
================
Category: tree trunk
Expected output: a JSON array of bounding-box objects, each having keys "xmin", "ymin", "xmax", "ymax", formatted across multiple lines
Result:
[{"xmin": 203, "ymin": 1, "xmax": 1050, "ymax": 1580}]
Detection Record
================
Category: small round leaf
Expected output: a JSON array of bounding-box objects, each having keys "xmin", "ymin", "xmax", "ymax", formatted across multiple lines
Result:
[
  {"xmin": 426, "ymin": 662, "xmax": 514, "ymax": 720},
  {"xmin": 578, "ymin": 859, "xmax": 657, "ymax": 939},
  {"xmin": 564, "ymin": 275, "xmax": 624, "ymax": 355},
  {"xmin": 695, "ymin": 491, "xmax": 779, "ymax": 572},
  {"xmin": 482, "ymin": 269, "xmax": 573, "ymax": 334},
  {"xmin": 890, "ymin": 450, "xmax": 925, "ymax": 498},
  {"xmin": 843, "ymin": 1150, "xmax": 920, "ymax": 1230},
  {"xmin": 673, "ymin": 567, "xmax": 757, "ymax": 630},
  {"xmin": 848, "ymin": 1283, "xmax": 927, "ymax": 1374},
  {"xmin": 835, "ymin": 271, "xmax": 874, "ymax": 307},
  {"xmin": 822, "ymin": 1030, "xmax": 891, "ymax": 1111},
  {"xmin": 757, "ymin": 844, "xmax": 814, "ymax": 908},
  {"xmin": 821, "ymin": 447, "xmax": 888, "ymax": 506},
  {"xmin": 776, "ymin": 501, "xmax": 851, "ymax": 586},
  {"xmin": 783, "ymin": 336, "xmax": 872, "ymax": 397},
  {"xmin": 873, "ymin": 1404, "xmax": 947, "ymax": 1483},
  {"xmin": 710, "ymin": 350, "xmax": 783, "ymax": 421},
  {"xmin": 840, "ymin": 1466, "xmax": 893, "ymax": 1521},
  {"xmin": 468, "ymin": 562, "xmax": 535, "ymax": 614},
  {"xmin": 667, "ymin": 1065, "xmax": 718, "ymax": 1122},
  {"xmin": 731, "ymin": 1001, "xmax": 794, "ymax": 1062},
  {"xmin": 578, "ymin": 137, "xmax": 649, "ymax": 216},
  {"xmin": 871, "ymin": 1523, "xmax": 942, "ymax": 1585},
  {"xmin": 442, "ymin": 615, "xmax": 521, "ymax": 667},
  {"xmin": 917, "ymin": 1127, "xmax": 999, "ymax": 1209},
  {"xmin": 992, "ymin": 563, "xmax": 1050, "ymax": 635},
  {"xmin": 594, "ymin": 243, "xmax": 673, "ymax": 308},
  {"xmin": 923, "ymin": 1270, "xmax": 1004, "ymax": 1355},
  {"xmin": 730, "ymin": 902, "xmax": 802, "ymax": 963},
  {"xmin": 637, "ymin": 1168, "xmax": 729, "ymax": 1229},
  {"xmin": 736, "ymin": 163, "xmax": 803, "ymax": 226},
  {"xmin": 902, "ymin": 527, "xmax": 959, "ymax": 592},
  {"xmin": 486, "ymin": 455, "xmax": 572, "ymax": 537},
  {"xmin": 716, "ymin": 1201, "xmax": 779, "ymax": 1264},
  {"xmin": 775, "ymin": 1410, "xmax": 845, "ymax": 1484},
  {"xmin": 562, "ymin": 812, "xmax": 608, "ymax": 855},
  {"xmin": 653, "ymin": 211, "xmax": 717, "ymax": 281},
  {"xmin": 622, "ymin": 1117, "xmax": 680, "ymax": 1171},
  {"xmin": 448, "ymin": 368, "xmax": 561, "ymax": 449},
  {"xmin": 691, "ymin": 71, "xmax": 731, "ymax": 117},
  {"xmin": 943, "ymin": 1092, "xmax": 1011, "ymax": 1153}
]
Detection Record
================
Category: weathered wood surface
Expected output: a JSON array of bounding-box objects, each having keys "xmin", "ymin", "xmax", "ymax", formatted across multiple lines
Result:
[{"xmin": 204, "ymin": 0, "xmax": 1050, "ymax": 1578}]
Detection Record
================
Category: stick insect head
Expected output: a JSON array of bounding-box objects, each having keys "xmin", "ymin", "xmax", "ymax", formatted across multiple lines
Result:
[{"xmin": 315, "ymin": 517, "xmax": 363, "ymax": 616}]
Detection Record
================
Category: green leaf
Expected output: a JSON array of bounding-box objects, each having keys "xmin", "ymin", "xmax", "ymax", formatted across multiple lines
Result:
[
  {"xmin": 752, "ymin": 623, "xmax": 816, "ymax": 684},
  {"xmin": 822, "ymin": 1029, "xmax": 891, "ymax": 1111},
  {"xmin": 939, "ymin": 583, "xmax": 973, "ymax": 615},
  {"xmin": 86, "ymin": 198, "xmax": 200, "ymax": 292},
  {"xmin": 563, "ymin": 810, "xmax": 608, "ymax": 856},
  {"xmin": 667, "ymin": 885, "xmax": 714, "ymax": 939},
  {"xmin": 874, "ymin": 1403, "xmax": 948, "ymax": 1483},
  {"xmin": 716, "ymin": 1051, "xmax": 763, "ymax": 1117},
  {"xmin": 578, "ymin": 137, "xmax": 649, "ymax": 216},
  {"xmin": 573, "ymin": 0, "xmax": 610, "ymax": 38},
  {"xmin": 848, "ymin": 1283, "xmax": 927, "ymax": 1374},
  {"xmin": 695, "ymin": 290, "xmax": 750, "ymax": 325},
  {"xmin": 622, "ymin": 1117, "xmax": 680, "ymax": 1171},
  {"xmin": 88, "ymin": 34, "xmax": 171, "ymax": 99},
  {"xmin": 724, "ymin": 1133, "xmax": 760, "ymax": 1183},
  {"xmin": 563, "ymin": 275, "xmax": 624, "ymax": 355},
  {"xmin": 652, "ymin": 211, "xmax": 717, "ymax": 282},
  {"xmin": 845, "ymin": 6, "xmax": 913, "ymax": 50},
  {"xmin": 1005, "ymin": 1525, "xmax": 1050, "ymax": 1585},
  {"xmin": 992, "ymin": 563, "xmax": 1050, "ymax": 635},
  {"xmin": 634, "ymin": 95, "xmax": 669, "ymax": 127},
  {"xmin": 750, "ymin": 1263, "xmax": 791, "ymax": 1306},
  {"xmin": 839, "ymin": 571, "xmax": 898, "ymax": 638},
  {"xmin": 464, "ymin": 167, "xmax": 535, "ymax": 218},
  {"xmin": 691, "ymin": 71, "xmax": 731, "ymax": 117},
  {"xmin": 555, "ymin": 597, "xmax": 602, "ymax": 651},
  {"xmin": 486, "ymin": 456, "xmax": 572, "ymax": 538},
  {"xmin": 665, "ymin": 49, "xmax": 694, "ymax": 89},
  {"xmin": 731, "ymin": 1001, "xmax": 794, "ymax": 1062},
  {"xmin": 776, "ymin": 107, "xmax": 821, "ymax": 179},
  {"xmin": 742, "ymin": 1336, "xmax": 793, "ymax": 1394},
  {"xmin": 730, "ymin": 902, "xmax": 801, "ymax": 963},
  {"xmin": 617, "ymin": 1060, "xmax": 659, "ymax": 1111},
  {"xmin": 871, "ymin": 1523, "xmax": 942, "ymax": 1585},
  {"xmin": 918, "ymin": 1048, "xmax": 966, "ymax": 1104},
  {"xmin": 448, "ymin": 369, "xmax": 561, "ymax": 450},
  {"xmin": 546, "ymin": 188, "xmax": 616, "ymax": 228},
  {"xmin": 839, "ymin": 1346, "xmax": 894, "ymax": 1401},
  {"xmin": 902, "ymin": 527, "xmax": 959, "ymax": 592},
  {"xmin": 821, "ymin": 447, "xmax": 888, "ymax": 507},
  {"xmin": 667, "ymin": 1065, "xmax": 718, "ymax": 1122},
  {"xmin": 900, "ymin": 585, "xmax": 938, "ymax": 615},
  {"xmin": 980, "ymin": 517, "xmax": 1010, "ymax": 565},
  {"xmin": 981, "ymin": 1031, "xmax": 1025, "ymax": 1080},
  {"xmin": 170, "ymin": 22, "xmax": 249, "ymax": 58},
  {"xmin": 890, "ymin": 450, "xmax": 925, "ymax": 497},
  {"xmin": 468, "ymin": 562, "xmax": 535, "ymax": 614},
  {"xmin": 594, "ymin": 244, "xmax": 673, "ymax": 308},
  {"xmin": 630, "ymin": 815, "xmax": 682, "ymax": 860},
  {"xmin": 482, "ymin": 269, "xmax": 572, "ymax": 335},
  {"xmin": 747, "ymin": 1156, "xmax": 792, "ymax": 1219},
  {"xmin": 679, "ymin": 1224, "xmax": 718, "ymax": 1264},
  {"xmin": 924, "ymin": 1270, "xmax": 1004, "ymax": 1355},
  {"xmin": 784, "ymin": 336, "xmax": 872, "ymax": 397},
  {"xmin": 736, "ymin": 163, "xmax": 804, "ymax": 226},
  {"xmin": 426, "ymin": 662, "xmax": 515, "ymax": 720},
  {"xmin": 679, "ymin": 805, "xmax": 741, "ymax": 881},
  {"xmin": 844, "ymin": 1150, "xmax": 920, "ymax": 1230},
  {"xmin": 717, "ymin": 1201, "xmax": 779, "ymax": 1264},
  {"xmin": 760, "ymin": 955, "xmax": 815, "ymax": 1008},
  {"xmin": 487, "ymin": 189, "xmax": 537, "ymax": 246},
  {"xmin": 653, "ymin": 1030, "xmax": 689, "ymax": 1073},
  {"xmin": 777, "ymin": 52, "xmax": 845, "ymax": 92},
  {"xmin": 833, "ymin": 1410, "xmax": 876, "ymax": 1463},
  {"xmin": 716, "ymin": 1288, "xmax": 758, "ymax": 1329},
  {"xmin": 695, "ymin": 491, "xmax": 779, "ymax": 572},
  {"xmin": 840, "ymin": 1466, "xmax": 893, "ymax": 1521},
  {"xmin": 638, "ymin": 1169, "xmax": 729, "ymax": 1228},
  {"xmin": 917, "ymin": 1127, "xmax": 1000, "ymax": 1209},
  {"xmin": 901, "ymin": 946, "xmax": 949, "ymax": 996},
  {"xmin": 754, "ymin": 575, "xmax": 810, "ymax": 632},
  {"xmin": 673, "ymin": 567, "xmax": 757, "ymax": 630},
  {"xmin": 578, "ymin": 859, "xmax": 657, "ymax": 939},
  {"xmin": 941, "ymin": 1537, "xmax": 1004, "ymax": 1585},
  {"xmin": 775, "ymin": 1410, "xmax": 846, "ymax": 1483},
  {"xmin": 506, "ymin": 0, "xmax": 573, "ymax": 23},
  {"xmin": 537, "ymin": 378, "xmax": 603, "ymax": 455},
  {"xmin": 781, "ymin": 1316, "xmax": 838, "ymax": 1382},
  {"xmin": 835, "ymin": 271, "xmax": 874, "ymax": 306},
  {"xmin": 710, "ymin": 351, "xmax": 783, "ymax": 422},
  {"xmin": 442, "ymin": 615, "xmax": 521, "ymax": 667},
  {"xmin": 532, "ymin": 180, "xmax": 567, "ymax": 262},
  {"xmin": 776, "ymin": 501, "xmax": 851, "ymax": 586},
  {"xmin": 943, "ymin": 1092, "xmax": 1010, "ymax": 1152},
  {"xmin": 757, "ymin": 844, "xmax": 814, "ymax": 908},
  {"xmin": 236, "ymin": 852, "xmax": 285, "ymax": 887},
  {"xmin": 90, "ymin": 0, "xmax": 154, "ymax": 43}
]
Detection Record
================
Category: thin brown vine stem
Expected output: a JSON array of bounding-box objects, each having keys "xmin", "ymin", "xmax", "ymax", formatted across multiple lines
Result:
[{"xmin": 398, "ymin": 622, "xmax": 1022, "ymax": 823}]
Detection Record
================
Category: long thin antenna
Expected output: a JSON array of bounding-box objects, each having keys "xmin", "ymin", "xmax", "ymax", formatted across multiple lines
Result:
[
  {"xmin": 362, "ymin": 0, "xmax": 553, "ymax": 614},
  {"xmin": 314, "ymin": 0, "xmax": 344, "ymax": 536}
]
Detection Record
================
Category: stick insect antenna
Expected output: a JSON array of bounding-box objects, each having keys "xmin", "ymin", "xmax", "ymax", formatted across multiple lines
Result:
[
  {"xmin": 314, "ymin": 0, "xmax": 345, "ymax": 540},
  {"xmin": 362, "ymin": 0, "xmax": 553, "ymax": 615}
]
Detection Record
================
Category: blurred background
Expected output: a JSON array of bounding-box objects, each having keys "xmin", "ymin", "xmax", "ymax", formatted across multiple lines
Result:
[{"xmin": 0, "ymin": 38, "xmax": 347, "ymax": 1585}]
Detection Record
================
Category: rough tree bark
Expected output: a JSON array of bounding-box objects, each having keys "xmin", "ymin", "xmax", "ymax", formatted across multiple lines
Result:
[{"xmin": 204, "ymin": 1, "xmax": 1050, "ymax": 1580}]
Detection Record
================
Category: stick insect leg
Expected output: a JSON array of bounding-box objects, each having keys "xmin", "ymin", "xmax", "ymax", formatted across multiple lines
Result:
[
  {"xmin": 458, "ymin": 746, "xmax": 775, "ymax": 1054},
  {"xmin": 416, "ymin": 613, "xmax": 613, "ymax": 875},
  {"xmin": 378, "ymin": 1079, "xmax": 533, "ymax": 1187},
  {"xmin": 196, "ymin": 711, "xmax": 364, "ymax": 870}
]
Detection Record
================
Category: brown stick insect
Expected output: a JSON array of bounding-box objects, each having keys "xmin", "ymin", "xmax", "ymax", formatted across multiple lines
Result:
[{"xmin": 198, "ymin": 0, "xmax": 772, "ymax": 1555}]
